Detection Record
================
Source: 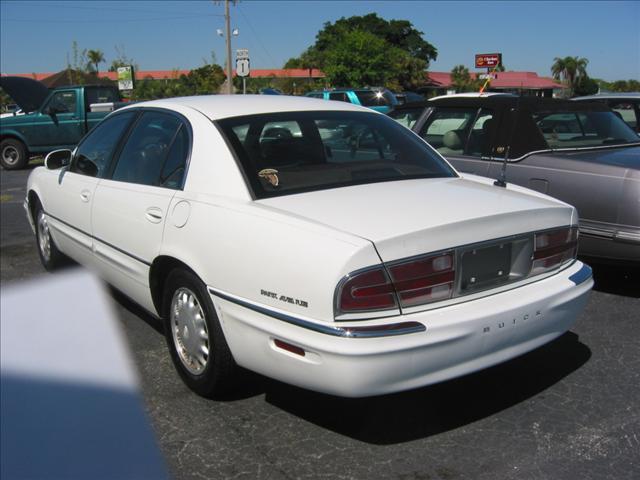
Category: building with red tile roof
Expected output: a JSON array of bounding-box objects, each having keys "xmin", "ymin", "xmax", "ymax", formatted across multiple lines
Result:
[{"xmin": 2, "ymin": 68, "xmax": 561, "ymax": 95}]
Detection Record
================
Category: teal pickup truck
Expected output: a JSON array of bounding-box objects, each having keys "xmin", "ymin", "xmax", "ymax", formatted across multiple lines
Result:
[{"xmin": 0, "ymin": 77, "xmax": 123, "ymax": 169}]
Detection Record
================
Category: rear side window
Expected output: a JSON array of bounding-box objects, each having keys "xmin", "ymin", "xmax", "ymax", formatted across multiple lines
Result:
[
  {"xmin": 533, "ymin": 110, "xmax": 638, "ymax": 148},
  {"xmin": 71, "ymin": 111, "xmax": 136, "ymax": 178},
  {"xmin": 85, "ymin": 88, "xmax": 119, "ymax": 110},
  {"xmin": 354, "ymin": 90, "xmax": 395, "ymax": 107},
  {"xmin": 111, "ymin": 111, "xmax": 183, "ymax": 186},
  {"xmin": 608, "ymin": 101, "xmax": 637, "ymax": 129},
  {"xmin": 159, "ymin": 126, "xmax": 189, "ymax": 189},
  {"xmin": 218, "ymin": 110, "xmax": 456, "ymax": 198},
  {"xmin": 329, "ymin": 92, "xmax": 350, "ymax": 103}
]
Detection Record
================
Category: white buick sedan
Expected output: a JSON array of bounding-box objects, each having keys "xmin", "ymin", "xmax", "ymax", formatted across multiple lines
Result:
[{"xmin": 25, "ymin": 95, "xmax": 593, "ymax": 398}]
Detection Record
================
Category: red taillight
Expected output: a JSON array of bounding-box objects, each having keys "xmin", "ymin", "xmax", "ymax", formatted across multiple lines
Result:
[
  {"xmin": 337, "ymin": 252, "xmax": 456, "ymax": 314},
  {"xmin": 532, "ymin": 226, "xmax": 578, "ymax": 274},
  {"xmin": 338, "ymin": 267, "xmax": 397, "ymax": 313},
  {"xmin": 388, "ymin": 252, "xmax": 455, "ymax": 307}
]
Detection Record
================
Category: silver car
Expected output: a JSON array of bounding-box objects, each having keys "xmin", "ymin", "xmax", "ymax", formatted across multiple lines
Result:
[{"xmin": 389, "ymin": 95, "xmax": 640, "ymax": 263}]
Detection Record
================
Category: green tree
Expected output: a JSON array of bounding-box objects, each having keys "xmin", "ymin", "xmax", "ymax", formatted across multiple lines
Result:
[
  {"xmin": 574, "ymin": 75, "xmax": 599, "ymax": 96},
  {"xmin": 285, "ymin": 13, "xmax": 437, "ymax": 90},
  {"xmin": 179, "ymin": 64, "xmax": 226, "ymax": 95},
  {"xmin": 551, "ymin": 56, "xmax": 589, "ymax": 96},
  {"xmin": 87, "ymin": 49, "xmax": 105, "ymax": 74},
  {"xmin": 322, "ymin": 29, "xmax": 392, "ymax": 87},
  {"xmin": 450, "ymin": 65, "xmax": 481, "ymax": 93}
]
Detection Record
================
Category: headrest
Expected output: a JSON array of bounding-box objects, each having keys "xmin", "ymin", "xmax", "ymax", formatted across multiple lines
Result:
[
  {"xmin": 443, "ymin": 130, "xmax": 463, "ymax": 150},
  {"xmin": 482, "ymin": 118, "xmax": 494, "ymax": 134}
]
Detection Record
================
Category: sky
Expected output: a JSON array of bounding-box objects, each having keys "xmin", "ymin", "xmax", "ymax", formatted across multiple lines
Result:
[{"xmin": 1, "ymin": 0, "xmax": 639, "ymax": 81}]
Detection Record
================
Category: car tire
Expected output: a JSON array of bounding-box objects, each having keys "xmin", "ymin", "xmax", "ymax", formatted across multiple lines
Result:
[
  {"xmin": 163, "ymin": 268, "xmax": 237, "ymax": 398},
  {"xmin": 34, "ymin": 200, "xmax": 66, "ymax": 271},
  {"xmin": 0, "ymin": 138, "xmax": 29, "ymax": 170}
]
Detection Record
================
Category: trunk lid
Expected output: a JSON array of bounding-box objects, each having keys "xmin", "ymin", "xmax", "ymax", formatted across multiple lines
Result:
[{"xmin": 257, "ymin": 176, "xmax": 575, "ymax": 262}]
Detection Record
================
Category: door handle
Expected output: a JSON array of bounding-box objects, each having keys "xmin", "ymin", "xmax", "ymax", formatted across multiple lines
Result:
[
  {"xmin": 80, "ymin": 190, "xmax": 91, "ymax": 202},
  {"xmin": 145, "ymin": 207, "xmax": 164, "ymax": 224}
]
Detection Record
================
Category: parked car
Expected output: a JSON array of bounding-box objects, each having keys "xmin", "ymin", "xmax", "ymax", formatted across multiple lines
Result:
[
  {"xmin": 0, "ymin": 76, "xmax": 123, "ymax": 169},
  {"xmin": 389, "ymin": 95, "xmax": 640, "ymax": 263},
  {"xmin": 26, "ymin": 95, "xmax": 592, "ymax": 398},
  {"xmin": 394, "ymin": 91, "xmax": 425, "ymax": 105},
  {"xmin": 306, "ymin": 87, "xmax": 398, "ymax": 113},
  {"xmin": 573, "ymin": 92, "xmax": 640, "ymax": 133}
]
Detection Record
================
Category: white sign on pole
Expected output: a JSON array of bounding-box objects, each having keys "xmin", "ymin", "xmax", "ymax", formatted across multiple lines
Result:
[
  {"xmin": 117, "ymin": 66, "xmax": 134, "ymax": 91},
  {"xmin": 236, "ymin": 48, "xmax": 249, "ymax": 60},
  {"xmin": 236, "ymin": 58, "xmax": 250, "ymax": 77}
]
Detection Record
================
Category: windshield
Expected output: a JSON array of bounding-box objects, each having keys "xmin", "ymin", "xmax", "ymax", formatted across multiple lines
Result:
[
  {"xmin": 217, "ymin": 110, "xmax": 456, "ymax": 198},
  {"xmin": 388, "ymin": 107, "xmax": 424, "ymax": 129},
  {"xmin": 533, "ymin": 110, "xmax": 639, "ymax": 149}
]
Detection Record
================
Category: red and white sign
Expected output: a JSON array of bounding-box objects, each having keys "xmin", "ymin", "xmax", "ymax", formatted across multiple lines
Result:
[{"xmin": 475, "ymin": 53, "xmax": 502, "ymax": 69}]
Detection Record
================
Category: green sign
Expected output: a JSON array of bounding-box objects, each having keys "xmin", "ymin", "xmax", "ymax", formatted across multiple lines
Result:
[{"xmin": 117, "ymin": 66, "xmax": 134, "ymax": 91}]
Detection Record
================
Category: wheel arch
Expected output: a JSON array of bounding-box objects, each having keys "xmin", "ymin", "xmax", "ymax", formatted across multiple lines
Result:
[
  {"xmin": 149, "ymin": 255, "xmax": 202, "ymax": 317},
  {"xmin": 27, "ymin": 189, "xmax": 42, "ymax": 225},
  {"xmin": 0, "ymin": 132, "xmax": 29, "ymax": 151}
]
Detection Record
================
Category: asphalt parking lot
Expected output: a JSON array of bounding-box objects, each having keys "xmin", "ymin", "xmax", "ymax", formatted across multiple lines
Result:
[{"xmin": 1, "ymin": 166, "xmax": 639, "ymax": 480}]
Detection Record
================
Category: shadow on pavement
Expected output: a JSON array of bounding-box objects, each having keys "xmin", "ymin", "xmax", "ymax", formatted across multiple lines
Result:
[
  {"xmin": 582, "ymin": 257, "xmax": 640, "ymax": 298},
  {"xmin": 262, "ymin": 332, "xmax": 591, "ymax": 444},
  {"xmin": 110, "ymin": 283, "xmax": 594, "ymax": 442}
]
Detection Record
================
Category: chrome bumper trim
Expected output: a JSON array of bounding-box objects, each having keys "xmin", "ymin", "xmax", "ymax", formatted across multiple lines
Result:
[
  {"xmin": 568, "ymin": 264, "xmax": 593, "ymax": 286},
  {"xmin": 208, "ymin": 288, "xmax": 426, "ymax": 338}
]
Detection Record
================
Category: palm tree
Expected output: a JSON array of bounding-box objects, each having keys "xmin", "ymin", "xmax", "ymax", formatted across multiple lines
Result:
[
  {"xmin": 87, "ymin": 49, "xmax": 105, "ymax": 75},
  {"xmin": 551, "ymin": 56, "xmax": 589, "ymax": 96}
]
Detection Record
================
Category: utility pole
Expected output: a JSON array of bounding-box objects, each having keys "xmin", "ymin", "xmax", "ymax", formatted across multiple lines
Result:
[{"xmin": 225, "ymin": 0, "xmax": 233, "ymax": 94}]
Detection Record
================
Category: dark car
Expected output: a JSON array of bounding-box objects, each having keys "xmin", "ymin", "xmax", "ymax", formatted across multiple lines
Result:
[
  {"xmin": 394, "ymin": 91, "xmax": 425, "ymax": 105},
  {"xmin": 389, "ymin": 95, "xmax": 640, "ymax": 263},
  {"xmin": 573, "ymin": 93, "xmax": 640, "ymax": 133}
]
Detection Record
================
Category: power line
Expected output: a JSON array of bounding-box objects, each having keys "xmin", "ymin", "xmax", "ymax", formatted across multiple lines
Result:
[
  {"xmin": 5, "ymin": 1, "xmax": 224, "ymax": 17},
  {"xmin": 236, "ymin": 3, "xmax": 278, "ymax": 68},
  {"xmin": 3, "ymin": 15, "xmax": 223, "ymax": 23}
]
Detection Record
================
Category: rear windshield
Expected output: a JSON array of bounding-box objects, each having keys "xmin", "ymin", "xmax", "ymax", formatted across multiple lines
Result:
[
  {"xmin": 533, "ymin": 110, "xmax": 639, "ymax": 149},
  {"xmin": 217, "ymin": 110, "xmax": 456, "ymax": 198},
  {"xmin": 354, "ymin": 90, "xmax": 396, "ymax": 107}
]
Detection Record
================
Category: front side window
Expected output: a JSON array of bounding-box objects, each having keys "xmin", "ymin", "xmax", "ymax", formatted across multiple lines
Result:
[
  {"xmin": 388, "ymin": 107, "xmax": 424, "ymax": 130},
  {"xmin": 111, "ymin": 111, "xmax": 182, "ymax": 186},
  {"xmin": 608, "ymin": 101, "xmax": 638, "ymax": 130},
  {"xmin": 218, "ymin": 110, "xmax": 456, "ymax": 198},
  {"xmin": 70, "ymin": 111, "xmax": 137, "ymax": 177},
  {"xmin": 533, "ymin": 110, "xmax": 639, "ymax": 149},
  {"xmin": 44, "ymin": 91, "xmax": 77, "ymax": 114},
  {"xmin": 419, "ymin": 108, "xmax": 478, "ymax": 155}
]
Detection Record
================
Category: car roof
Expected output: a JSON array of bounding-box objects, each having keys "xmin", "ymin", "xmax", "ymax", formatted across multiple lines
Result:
[
  {"xmin": 119, "ymin": 94, "xmax": 373, "ymax": 120},
  {"xmin": 573, "ymin": 92, "xmax": 640, "ymax": 100},
  {"xmin": 390, "ymin": 95, "xmax": 612, "ymax": 112}
]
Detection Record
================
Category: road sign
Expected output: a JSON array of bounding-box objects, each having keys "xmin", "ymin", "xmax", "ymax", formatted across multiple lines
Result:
[
  {"xmin": 117, "ymin": 66, "xmax": 134, "ymax": 91},
  {"xmin": 236, "ymin": 48, "xmax": 249, "ymax": 60},
  {"xmin": 236, "ymin": 58, "xmax": 250, "ymax": 77},
  {"xmin": 475, "ymin": 53, "xmax": 502, "ymax": 69}
]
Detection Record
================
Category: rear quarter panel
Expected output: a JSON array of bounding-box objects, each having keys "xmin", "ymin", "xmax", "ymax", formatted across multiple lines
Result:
[{"xmin": 159, "ymin": 194, "xmax": 381, "ymax": 322}]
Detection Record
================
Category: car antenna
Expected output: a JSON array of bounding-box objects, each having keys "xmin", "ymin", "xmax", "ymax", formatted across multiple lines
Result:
[{"xmin": 494, "ymin": 93, "xmax": 522, "ymax": 188}]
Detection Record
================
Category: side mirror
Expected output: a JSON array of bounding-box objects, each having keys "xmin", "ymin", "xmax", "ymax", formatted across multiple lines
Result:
[{"xmin": 45, "ymin": 149, "xmax": 72, "ymax": 170}]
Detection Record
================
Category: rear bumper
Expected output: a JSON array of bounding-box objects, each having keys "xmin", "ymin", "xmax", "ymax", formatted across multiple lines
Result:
[{"xmin": 210, "ymin": 261, "xmax": 592, "ymax": 398}]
